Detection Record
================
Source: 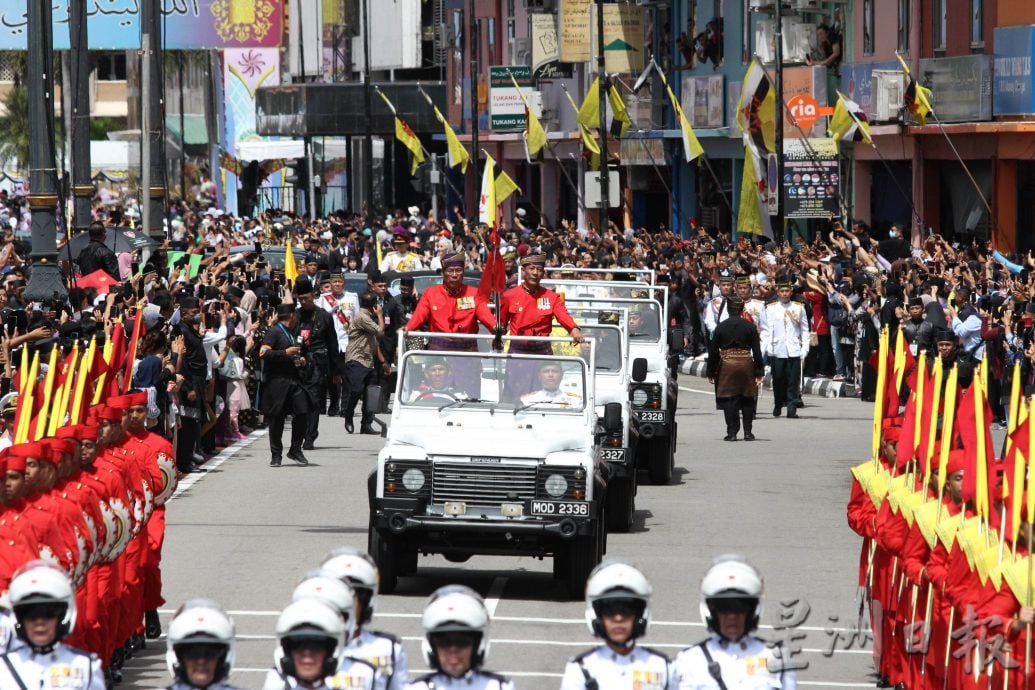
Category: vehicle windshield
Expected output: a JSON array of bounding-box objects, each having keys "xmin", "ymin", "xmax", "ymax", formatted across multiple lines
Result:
[
  {"xmin": 543, "ymin": 279, "xmax": 665, "ymax": 303},
  {"xmin": 564, "ymin": 298, "xmax": 663, "ymax": 344},
  {"xmin": 552, "ymin": 324, "xmax": 623, "ymax": 371},
  {"xmin": 399, "ymin": 352, "xmax": 587, "ymax": 411}
]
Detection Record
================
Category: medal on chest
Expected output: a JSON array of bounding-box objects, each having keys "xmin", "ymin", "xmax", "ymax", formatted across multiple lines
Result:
[
  {"xmin": 536, "ymin": 297, "xmax": 551, "ymax": 311},
  {"xmin": 47, "ymin": 665, "xmax": 86, "ymax": 689},
  {"xmin": 631, "ymin": 669, "xmax": 665, "ymax": 690},
  {"xmin": 456, "ymin": 296, "xmax": 475, "ymax": 311}
]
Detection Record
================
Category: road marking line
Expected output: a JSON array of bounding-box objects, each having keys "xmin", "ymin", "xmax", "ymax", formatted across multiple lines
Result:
[
  {"xmin": 485, "ymin": 576, "xmax": 507, "ymax": 617},
  {"xmin": 679, "ymin": 385, "xmax": 715, "ymax": 395},
  {"xmin": 169, "ymin": 430, "xmax": 268, "ymax": 501}
]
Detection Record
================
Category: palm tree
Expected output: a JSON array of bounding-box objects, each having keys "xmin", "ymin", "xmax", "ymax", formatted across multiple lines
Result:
[{"xmin": 0, "ymin": 85, "xmax": 30, "ymax": 172}]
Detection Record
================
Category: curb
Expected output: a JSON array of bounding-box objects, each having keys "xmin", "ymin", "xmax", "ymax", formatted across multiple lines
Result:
[{"xmin": 680, "ymin": 359, "xmax": 855, "ymax": 399}]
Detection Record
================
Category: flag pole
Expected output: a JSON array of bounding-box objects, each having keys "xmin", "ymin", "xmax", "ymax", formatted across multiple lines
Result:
[
  {"xmin": 834, "ymin": 90, "xmax": 925, "ymax": 231},
  {"xmin": 416, "ymin": 84, "xmax": 471, "ymax": 219},
  {"xmin": 379, "ymin": 86, "xmax": 470, "ymax": 218}
]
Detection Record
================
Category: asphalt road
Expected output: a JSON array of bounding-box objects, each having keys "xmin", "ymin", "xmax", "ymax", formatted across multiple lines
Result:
[{"xmin": 122, "ymin": 382, "xmax": 878, "ymax": 689}]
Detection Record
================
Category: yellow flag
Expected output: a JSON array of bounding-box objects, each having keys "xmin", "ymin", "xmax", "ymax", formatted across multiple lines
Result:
[
  {"xmin": 607, "ymin": 86, "xmax": 631, "ymax": 138},
  {"xmin": 495, "ymin": 166, "xmax": 520, "ymax": 205},
  {"xmin": 429, "ymin": 103, "xmax": 470, "ymax": 173},
  {"xmin": 737, "ymin": 141, "xmax": 766, "ymax": 236},
  {"xmin": 525, "ymin": 107, "xmax": 548, "ymax": 161},
  {"xmin": 395, "ymin": 116, "xmax": 425, "ymax": 175},
  {"xmin": 577, "ymin": 78, "xmax": 601, "ymax": 129},
  {"xmin": 284, "ymin": 238, "xmax": 298, "ymax": 284},
  {"xmin": 828, "ymin": 92, "xmax": 873, "ymax": 145},
  {"xmin": 896, "ymin": 53, "xmax": 933, "ymax": 125},
  {"xmin": 658, "ymin": 70, "xmax": 704, "ymax": 161}
]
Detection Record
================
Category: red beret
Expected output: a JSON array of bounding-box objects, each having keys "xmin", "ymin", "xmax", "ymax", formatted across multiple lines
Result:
[
  {"xmin": 883, "ymin": 427, "xmax": 901, "ymax": 442},
  {"xmin": 517, "ymin": 243, "xmax": 530, "ymax": 256},
  {"xmin": 74, "ymin": 425, "xmax": 99, "ymax": 442},
  {"xmin": 96, "ymin": 406, "xmax": 124, "ymax": 422},
  {"xmin": 8, "ymin": 442, "xmax": 53, "ymax": 464},
  {"xmin": 44, "ymin": 438, "xmax": 75, "ymax": 456},
  {"xmin": 6, "ymin": 453, "xmax": 25, "ymax": 473},
  {"xmin": 107, "ymin": 395, "xmax": 134, "ymax": 410},
  {"xmin": 54, "ymin": 426, "xmax": 79, "ymax": 440},
  {"xmin": 945, "ymin": 449, "xmax": 967, "ymax": 476},
  {"xmin": 126, "ymin": 392, "xmax": 148, "ymax": 407}
]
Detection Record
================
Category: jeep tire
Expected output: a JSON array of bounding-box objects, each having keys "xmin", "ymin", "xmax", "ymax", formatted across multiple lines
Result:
[
  {"xmin": 605, "ymin": 475, "xmax": 635, "ymax": 532},
  {"xmin": 370, "ymin": 527, "xmax": 399, "ymax": 594}
]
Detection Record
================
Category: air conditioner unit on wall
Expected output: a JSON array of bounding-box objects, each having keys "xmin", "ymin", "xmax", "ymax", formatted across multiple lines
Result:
[
  {"xmin": 510, "ymin": 37, "xmax": 531, "ymax": 66},
  {"xmin": 755, "ymin": 19, "xmax": 775, "ymax": 63},
  {"xmin": 874, "ymin": 70, "xmax": 904, "ymax": 122}
]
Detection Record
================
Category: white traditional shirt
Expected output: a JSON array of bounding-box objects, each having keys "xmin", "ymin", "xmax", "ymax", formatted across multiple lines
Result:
[{"xmin": 760, "ymin": 300, "xmax": 810, "ymax": 359}]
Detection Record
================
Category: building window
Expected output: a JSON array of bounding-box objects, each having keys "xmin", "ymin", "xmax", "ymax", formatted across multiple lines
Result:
[
  {"xmin": 862, "ymin": 0, "xmax": 875, "ymax": 56},
  {"xmin": 897, "ymin": 0, "xmax": 909, "ymax": 54},
  {"xmin": 970, "ymin": 0, "xmax": 983, "ymax": 46},
  {"xmin": 94, "ymin": 52, "xmax": 127, "ymax": 81},
  {"xmin": 932, "ymin": 0, "xmax": 946, "ymax": 51}
]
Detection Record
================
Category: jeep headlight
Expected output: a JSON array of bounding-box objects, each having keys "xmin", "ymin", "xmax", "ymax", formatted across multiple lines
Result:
[
  {"xmin": 402, "ymin": 468, "xmax": 426, "ymax": 493},
  {"xmin": 544, "ymin": 474, "xmax": 568, "ymax": 497},
  {"xmin": 631, "ymin": 388, "xmax": 648, "ymax": 406}
]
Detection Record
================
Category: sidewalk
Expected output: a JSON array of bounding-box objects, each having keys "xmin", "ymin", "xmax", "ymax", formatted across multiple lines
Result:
[{"xmin": 680, "ymin": 357, "xmax": 855, "ymax": 399}]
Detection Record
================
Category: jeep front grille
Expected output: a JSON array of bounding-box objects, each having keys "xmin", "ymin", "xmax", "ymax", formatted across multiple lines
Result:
[{"xmin": 431, "ymin": 461, "xmax": 538, "ymax": 505}]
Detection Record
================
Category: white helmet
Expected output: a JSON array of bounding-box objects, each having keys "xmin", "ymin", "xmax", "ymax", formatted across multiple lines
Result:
[
  {"xmin": 699, "ymin": 554, "xmax": 764, "ymax": 639},
  {"xmin": 321, "ymin": 547, "xmax": 378, "ymax": 623},
  {"xmin": 274, "ymin": 598, "xmax": 344, "ymax": 680},
  {"xmin": 420, "ymin": 585, "xmax": 490, "ymax": 673},
  {"xmin": 584, "ymin": 560, "xmax": 652, "ymax": 643},
  {"xmin": 166, "ymin": 598, "xmax": 236, "ymax": 686},
  {"xmin": 291, "ymin": 571, "xmax": 357, "ymax": 641},
  {"xmin": 9, "ymin": 560, "xmax": 76, "ymax": 651}
]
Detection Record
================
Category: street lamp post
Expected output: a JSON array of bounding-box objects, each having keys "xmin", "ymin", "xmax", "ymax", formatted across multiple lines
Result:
[
  {"xmin": 596, "ymin": 0, "xmax": 609, "ymax": 229},
  {"xmin": 774, "ymin": 0, "xmax": 785, "ymax": 240},
  {"xmin": 141, "ymin": 0, "xmax": 167, "ymax": 242},
  {"xmin": 24, "ymin": 0, "xmax": 67, "ymax": 302},
  {"xmin": 70, "ymin": 0, "xmax": 92, "ymax": 236}
]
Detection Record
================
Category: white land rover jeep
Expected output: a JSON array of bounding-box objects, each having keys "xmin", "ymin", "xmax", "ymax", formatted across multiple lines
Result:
[{"xmin": 367, "ymin": 333, "xmax": 614, "ymax": 598}]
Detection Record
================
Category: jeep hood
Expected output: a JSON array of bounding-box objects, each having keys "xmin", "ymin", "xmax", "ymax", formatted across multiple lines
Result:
[{"xmin": 392, "ymin": 424, "xmax": 587, "ymax": 458}]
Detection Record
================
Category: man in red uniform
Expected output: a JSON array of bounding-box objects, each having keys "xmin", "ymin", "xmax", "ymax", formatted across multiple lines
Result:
[
  {"xmin": 499, "ymin": 254, "xmax": 584, "ymax": 399},
  {"xmin": 121, "ymin": 389, "xmax": 176, "ymax": 639},
  {"xmin": 404, "ymin": 252, "xmax": 496, "ymax": 397}
]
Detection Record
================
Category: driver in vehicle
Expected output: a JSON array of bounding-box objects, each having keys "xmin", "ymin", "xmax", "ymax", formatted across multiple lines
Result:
[
  {"xmin": 408, "ymin": 357, "xmax": 470, "ymax": 403},
  {"xmin": 519, "ymin": 361, "xmax": 583, "ymax": 408}
]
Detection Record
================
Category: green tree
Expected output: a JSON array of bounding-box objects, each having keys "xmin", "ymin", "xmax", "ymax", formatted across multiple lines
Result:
[{"xmin": 0, "ymin": 85, "xmax": 29, "ymax": 172}]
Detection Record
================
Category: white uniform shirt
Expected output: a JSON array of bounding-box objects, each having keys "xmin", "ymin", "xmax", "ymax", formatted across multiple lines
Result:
[
  {"xmin": 164, "ymin": 682, "xmax": 245, "ymax": 690},
  {"xmin": 262, "ymin": 657, "xmax": 381, "ymax": 690},
  {"xmin": 317, "ymin": 291, "xmax": 362, "ymax": 354},
  {"xmin": 0, "ymin": 643, "xmax": 105, "ymax": 689},
  {"xmin": 559, "ymin": 645, "xmax": 676, "ymax": 690},
  {"xmin": 703, "ymin": 297, "xmax": 729, "ymax": 336},
  {"xmin": 346, "ymin": 629, "xmax": 408, "ymax": 690},
  {"xmin": 379, "ymin": 252, "xmax": 425, "ymax": 273},
  {"xmin": 759, "ymin": 300, "xmax": 810, "ymax": 359},
  {"xmin": 405, "ymin": 670, "xmax": 514, "ymax": 690},
  {"xmin": 742, "ymin": 299, "xmax": 767, "ymax": 335},
  {"xmin": 674, "ymin": 636, "xmax": 796, "ymax": 690}
]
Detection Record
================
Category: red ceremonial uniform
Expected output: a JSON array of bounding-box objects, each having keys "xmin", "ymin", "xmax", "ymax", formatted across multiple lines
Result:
[
  {"xmin": 124, "ymin": 428, "xmax": 176, "ymax": 613},
  {"xmin": 405, "ymin": 284, "xmax": 496, "ymax": 339},
  {"xmin": 500, "ymin": 284, "xmax": 578, "ymax": 348}
]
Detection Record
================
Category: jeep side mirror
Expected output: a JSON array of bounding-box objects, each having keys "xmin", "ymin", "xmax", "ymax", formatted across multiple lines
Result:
[
  {"xmin": 365, "ymin": 385, "xmax": 384, "ymax": 412},
  {"xmin": 603, "ymin": 402, "xmax": 622, "ymax": 432},
  {"xmin": 631, "ymin": 358, "xmax": 648, "ymax": 382}
]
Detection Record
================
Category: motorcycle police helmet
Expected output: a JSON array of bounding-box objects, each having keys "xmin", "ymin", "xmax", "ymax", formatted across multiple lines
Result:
[
  {"xmin": 274, "ymin": 598, "xmax": 345, "ymax": 680},
  {"xmin": 583, "ymin": 560, "xmax": 652, "ymax": 644},
  {"xmin": 421, "ymin": 585, "xmax": 491, "ymax": 673},
  {"xmin": 699, "ymin": 554, "xmax": 764, "ymax": 639},
  {"xmin": 321, "ymin": 547, "xmax": 379, "ymax": 624},
  {"xmin": 9, "ymin": 560, "xmax": 76, "ymax": 652},
  {"xmin": 291, "ymin": 570, "xmax": 358, "ymax": 642},
  {"xmin": 166, "ymin": 598, "xmax": 236, "ymax": 686}
]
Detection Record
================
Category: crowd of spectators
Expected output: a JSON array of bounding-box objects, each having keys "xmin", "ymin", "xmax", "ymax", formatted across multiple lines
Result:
[{"xmin": 0, "ymin": 193, "xmax": 1023, "ymax": 466}]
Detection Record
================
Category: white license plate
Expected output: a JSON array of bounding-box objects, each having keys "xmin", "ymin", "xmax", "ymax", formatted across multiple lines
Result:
[
  {"xmin": 529, "ymin": 500, "xmax": 590, "ymax": 517},
  {"xmin": 639, "ymin": 411, "xmax": 665, "ymax": 422},
  {"xmin": 600, "ymin": 448, "xmax": 626, "ymax": 462}
]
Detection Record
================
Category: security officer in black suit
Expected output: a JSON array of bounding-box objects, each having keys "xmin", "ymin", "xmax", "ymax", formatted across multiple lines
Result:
[
  {"xmin": 175, "ymin": 295, "xmax": 210, "ymax": 473},
  {"xmin": 293, "ymin": 277, "xmax": 338, "ymax": 449},
  {"xmin": 259, "ymin": 303, "xmax": 312, "ymax": 466}
]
